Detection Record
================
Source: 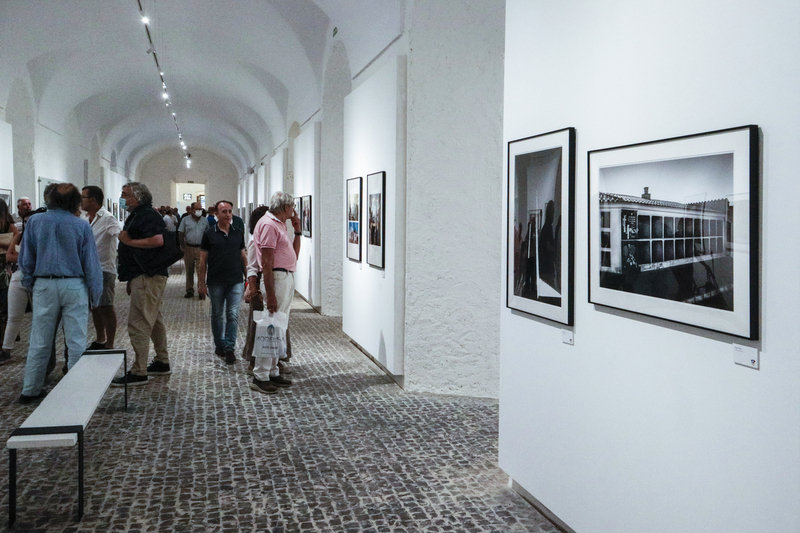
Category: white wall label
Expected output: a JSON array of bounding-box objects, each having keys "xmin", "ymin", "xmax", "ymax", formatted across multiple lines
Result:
[
  {"xmin": 562, "ymin": 329, "xmax": 574, "ymax": 345},
  {"xmin": 733, "ymin": 343, "xmax": 759, "ymax": 369}
]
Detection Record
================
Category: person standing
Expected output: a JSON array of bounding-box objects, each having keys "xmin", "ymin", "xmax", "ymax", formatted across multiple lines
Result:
[
  {"xmin": 112, "ymin": 182, "xmax": 171, "ymax": 386},
  {"xmin": 198, "ymin": 201, "xmax": 246, "ymax": 365},
  {"xmin": 81, "ymin": 186, "xmax": 121, "ymax": 350},
  {"xmin": 249, "ymin": 191, "xmax": 299, "ymax": 394},
  {"xmin": 177, "ymin": 201, "xmax": 208, "ymax": 299},
  {"xmin": 17, "ymin": 183, "xmax": 103, "ymax": 402},
  {"xmin": 12, "ymin": 197, "xmax": 31, "ymax": 232}
]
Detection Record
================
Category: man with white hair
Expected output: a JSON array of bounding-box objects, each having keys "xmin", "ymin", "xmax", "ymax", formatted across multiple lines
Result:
[
  {"xmin": 12, "ymin": 197, "xmax": 31, "ymax": 232},
  {"xmin": 248, "ymin": 191, "xmax": 300, "ymax": 394}
]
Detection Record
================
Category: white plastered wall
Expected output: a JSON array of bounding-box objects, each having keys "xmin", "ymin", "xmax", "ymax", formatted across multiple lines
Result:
[
  {"xmin": 269, "ymin": 149, "xmax": 285, "ymax": 197},
  {"xmin": 499, "ymin": 2, "xmax": 800, "ymax": 532},
  {"xmin": 293, "ymin": 121, "xmax": 321, "ymax": 307},
  {"xmin": 342, "ymin": 56, "xmax": 406, "ymax": 377},
  {"xmin": 0, "ymin": 122, "xmax": 13, "ymax": 193}
]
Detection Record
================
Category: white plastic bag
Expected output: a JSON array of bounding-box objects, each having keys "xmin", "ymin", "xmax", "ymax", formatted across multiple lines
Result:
[{"xmin": 252, "ymin": 310, "xmax": 288, "ymax": 359}]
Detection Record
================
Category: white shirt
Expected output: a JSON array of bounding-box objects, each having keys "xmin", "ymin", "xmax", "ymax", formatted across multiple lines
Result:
[
  {"xmin": 163, "ymin": 214, "xmax": 176, "ymax": 232},
  {"xmin": 87, "ymin": 208, "xmax": 121, "ymax": 273}
]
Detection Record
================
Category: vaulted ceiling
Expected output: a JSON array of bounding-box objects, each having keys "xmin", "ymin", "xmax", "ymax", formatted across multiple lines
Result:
[{"xmin": 0, "ymin": 0, "xmax": 404, "ymax": 175}]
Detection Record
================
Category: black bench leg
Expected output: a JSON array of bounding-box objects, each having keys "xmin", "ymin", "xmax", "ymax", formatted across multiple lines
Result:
[
  {"xmin": 9, "ymin": 448, "xmax": 16, "ymax": 527},
  {"xmin": 77, "ymin": 429, "xmax": 84, "ymax": 521}
]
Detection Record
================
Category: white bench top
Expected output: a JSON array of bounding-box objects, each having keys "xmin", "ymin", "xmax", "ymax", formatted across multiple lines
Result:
[{"xmin": 7, "ymin": 353, "xmax": 124, "ymax": 449}]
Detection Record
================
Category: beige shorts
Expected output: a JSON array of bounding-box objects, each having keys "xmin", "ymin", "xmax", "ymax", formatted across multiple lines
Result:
[{"xmin": 98, "ymin": 271, "xmax": 116, "ymax": 307}]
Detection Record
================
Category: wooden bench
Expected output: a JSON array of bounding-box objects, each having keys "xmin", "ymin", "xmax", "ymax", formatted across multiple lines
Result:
[{"xmin": 6, "ymin": 349, "xmax": 128, "ymax": 526}]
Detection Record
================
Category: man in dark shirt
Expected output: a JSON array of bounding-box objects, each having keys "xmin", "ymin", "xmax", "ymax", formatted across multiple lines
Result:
[
  {"xmin": 112, "ymin": 182, "xmax": 171, "ymax": 386},
  {"xmin": 198, "ymin": 200, "xmax": 246, "ymax": 365}
]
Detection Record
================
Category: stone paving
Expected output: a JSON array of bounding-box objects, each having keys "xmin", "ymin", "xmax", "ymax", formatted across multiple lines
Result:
[{"xmin": 0, "ymin": 267, "xmax": 558, "ymax": 532}]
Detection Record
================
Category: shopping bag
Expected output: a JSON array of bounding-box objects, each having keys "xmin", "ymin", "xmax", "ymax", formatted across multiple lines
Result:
[{"xmin": 253, "ymin": 310, "xmax": 288, "ymax": 359}]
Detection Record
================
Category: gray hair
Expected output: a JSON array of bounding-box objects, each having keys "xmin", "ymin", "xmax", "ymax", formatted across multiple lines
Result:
[
  {"xmin": 125, "ymin": 181, "xmax": 153, "ymax": 205},
  {"xmin": 269, "ymin": 191, "xmax": 294, "ymax": 214},
  {"xmin": 16, "ymin": 197, "xmax": 30, "ymax": 207}
]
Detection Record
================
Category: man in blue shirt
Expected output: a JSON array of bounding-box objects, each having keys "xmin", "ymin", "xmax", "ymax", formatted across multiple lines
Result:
[{"xmin": 18, "ymin": 183, "xmax": 103, "ymax": 403}]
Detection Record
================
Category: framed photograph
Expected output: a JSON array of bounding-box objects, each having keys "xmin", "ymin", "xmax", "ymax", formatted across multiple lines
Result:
[
  {"xmin": 0, "ymin": 189, "xmax": 11, "ymax": 208},
  {"xmin": 106, "ymin": 198, "xmax": 111, "ymax": 211},
  {"xmin": 588, "ymin": 125, "xmax": 759, "ymax": 339},
  {"xmin": 506, "ymin": 128, "xmax": 575, "ymax": 325},
  {"xmin": 294, "ymin": 197, "xmax": 302, "ymax": 221},
  {"xmin": 113, "ymin": 202, "xmax": 119, "ymax": 219},
  {"xmin": 183, "ymin": 193, "xmax": 192, "ymax": 201},
  {"xmin": 302, "ymin": 195, "xmax": 312, "ymax": 237},
  {"xmin": 346, "ymin": 177, "xmax": 362, "ymax": 262},
  {"xmin": 366, "ymin": 171, "xmax": 385, "ymax": 269}
]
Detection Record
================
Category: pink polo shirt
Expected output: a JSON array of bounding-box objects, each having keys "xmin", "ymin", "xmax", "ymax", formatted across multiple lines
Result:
[{"xmin": 253, "ymin": 212, "xmax": 297, "ymax": 271}]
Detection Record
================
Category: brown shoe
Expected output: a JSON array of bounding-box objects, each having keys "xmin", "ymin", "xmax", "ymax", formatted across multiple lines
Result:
[
  {"xmin": 270, "ymin": 375, "xmax": 292, "ymax": 387},
  {"xmin": 250, "ymin": 378, "xmax": 278, "ymax": 394}
]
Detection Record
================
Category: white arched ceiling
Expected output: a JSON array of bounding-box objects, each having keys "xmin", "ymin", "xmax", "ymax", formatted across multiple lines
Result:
[{"xmin": 0, "ymin": 0, "xmax": 339, "ymax": 181}]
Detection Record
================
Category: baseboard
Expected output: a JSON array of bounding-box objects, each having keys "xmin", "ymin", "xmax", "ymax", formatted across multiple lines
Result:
[
  {"xmin": 509, "ymin": 478, "xmax": 576, "ymax": 533},
  {"xmin": 348, "ymin": 338, "xmax": 405, "ymax": 389}
]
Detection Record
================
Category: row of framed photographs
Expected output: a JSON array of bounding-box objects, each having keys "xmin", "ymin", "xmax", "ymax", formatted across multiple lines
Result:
[
  {"xmin": 507, "ymin": 125, "xmax": 759, "ymax": 340},
  {"xmin": 346, "ymin": 171, "xmax": 385, "ymax": 269}
]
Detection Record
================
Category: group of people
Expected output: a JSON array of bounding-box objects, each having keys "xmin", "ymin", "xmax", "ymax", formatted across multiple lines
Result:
[{"xmin": 1, "ymin": 180, "xmax": 302, "ymax": 401}]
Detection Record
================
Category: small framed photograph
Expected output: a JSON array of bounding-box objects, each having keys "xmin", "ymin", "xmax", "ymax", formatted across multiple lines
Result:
[
  {"xmin": 588, "ymin": 125, "xmax": 759, "ymax": 339},
  {"xmin": 0, "ymin": 189, "xmax": 11, "ymax": 208},
  {"xmin": 113, "ymin": 202, "xmax": 119, "ymax": 219},
  {"xmin": 346, "ymin": 177, "xmax": 362, "ymax": 262},
  {"xmin": 367, "ymin": 171, "xmax": 385, "ymax": 269},
  {"xmin": 302, "ymin": 195, "xmax": 312, "ymax": 237},
  {"xmin": 107, "ymin": 198, "xmax": 112, "ymax": 211},
  {"xmin": 507, "ymin": 128, "xmax": 576, "ymax": 325},
  {"xmin": 294, "ymin": 197, "xmax": 302, "ymax": 221},
  {"xmin": 183, "ymin": 193, "xmax": 192, "ymax": 201}
]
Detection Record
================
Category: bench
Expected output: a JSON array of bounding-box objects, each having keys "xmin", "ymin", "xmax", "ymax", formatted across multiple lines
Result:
[{"xmin": 6, "ymin": 349, "xmax": 128, "ymax": 526}]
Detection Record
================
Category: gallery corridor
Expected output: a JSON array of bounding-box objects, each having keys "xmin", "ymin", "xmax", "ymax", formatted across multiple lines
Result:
[{"xmin": 0, "ymin": 266, "xmax": 555, "ymax": 533}]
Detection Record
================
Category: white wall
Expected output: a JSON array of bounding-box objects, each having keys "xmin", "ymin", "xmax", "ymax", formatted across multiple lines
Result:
[
  {"xmin": 500, "ymin": 2, "xmax": 800, "ymax": 533},
  {"xmin": 342, "ymin": 56, "xmax": 406, "ymax": 376},
  {"xmin": 104, "ymin": 169, "xmax": 128, "ymax": 213},
  {"xmin": 404, "ymin": 0, "xmax": 505, "ymax": 397},
  {"xmin": 0, "ymin": 121, "xmax": 13, "ymax": 193},
  {"xmin": 269, "ymin": 149, "xmax": 285, "ymax": 197},
  {"xmin": 293, "ymin": 121, "xmax": 321, "ymax": 307}
]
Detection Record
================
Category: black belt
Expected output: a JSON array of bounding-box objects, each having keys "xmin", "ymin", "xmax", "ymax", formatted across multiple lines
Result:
[
  {"xmin": 272, "ymin": 268, "xmax": 291, "ymax": 273},
  {"xmin": 186, "ymin": 243, "xmax": 201, "ymax": 247},
  {"xmin": 36, "ymin": 275, "xmax": 80, "ymax": 279}
]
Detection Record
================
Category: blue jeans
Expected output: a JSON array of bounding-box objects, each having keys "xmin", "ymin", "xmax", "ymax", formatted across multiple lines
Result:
[
  {"xmin": 208, "ymin": 282, "xmax": 244, "ymax": 352},
  {"xmin": 23, "ymin": 278, "xmax": 89, "ymax": 395}
]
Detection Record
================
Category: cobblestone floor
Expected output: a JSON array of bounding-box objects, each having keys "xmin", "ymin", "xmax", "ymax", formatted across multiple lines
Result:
[{"xmin": 0, "ymin": 266, "xmax": 557, "ymax": 533}]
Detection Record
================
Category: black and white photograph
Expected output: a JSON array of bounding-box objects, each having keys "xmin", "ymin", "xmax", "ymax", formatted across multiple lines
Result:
[
  {"xmin": 589, "ymin": 125, "xmax": 759, "ymax": 339},
  {"xmin": 0, "ymin": 189, "xmax": 11, "ymax": 208},
  {"xmin": 506, "ymin": 128, "xmax": 575, "ymax": 325},
  {"xmin": 367, "ymin": 171, "xmax": 385, "ymax": 269},
  {"xmin": 294, "ymin": 197, "xmax": 302, "ymax": 221},
  {"xmin": 346, "ymin": 177, "xmax": 362, "ymax": 261},
  {"xmin": 302, "ymin": 195, "xmax": 312, "ymax": 237}
]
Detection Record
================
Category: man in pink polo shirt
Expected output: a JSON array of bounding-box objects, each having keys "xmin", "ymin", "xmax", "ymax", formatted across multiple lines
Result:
[{"xmin": 248, "ymin": 191, "xmax": 301, "ymax": 394}]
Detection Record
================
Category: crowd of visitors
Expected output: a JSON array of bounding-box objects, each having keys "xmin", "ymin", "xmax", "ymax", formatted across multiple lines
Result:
[{"xmin": 0, "ymin": 183, "xmax": 298, "ymax": 400}]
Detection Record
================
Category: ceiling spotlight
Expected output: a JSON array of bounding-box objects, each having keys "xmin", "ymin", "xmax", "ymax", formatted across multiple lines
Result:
[
  {"xmin": 172, "ymin": 112, "xmax": 176, "ymax": 116},
  {"xmin": 159, "ymin": 71, "xmax": 164, "ymax": 76},
  {"xmin": 146, "ymin": 45, "xmax": 155, "ymax": 54},
  {"xmin": 142, "ymin": 16, "xmax": 149, "ymax": 24},
  {"xmin": 162, "ymin": 92, "xmax": 169, "ymax": 99},
  {"xmin": 165, "ymin": 101, "xmax": 170, "ymax": 107}
]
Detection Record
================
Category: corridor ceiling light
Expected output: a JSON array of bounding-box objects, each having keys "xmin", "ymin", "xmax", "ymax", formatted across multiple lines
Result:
[{"xmin": 135, "ymin": 0, "xmax": 189, "ymax": 166}]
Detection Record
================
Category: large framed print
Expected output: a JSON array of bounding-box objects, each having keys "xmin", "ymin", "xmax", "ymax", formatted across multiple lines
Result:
[
  {"xmin": 294, "ymin": 197, "xmax": 302, "ymax": 220},
  {"xmin": 301, "ymin": 195, "xmax": 312, "ymax": 237},
  {"xmin": 346, "ymin": 177, "xmax": 362, "ymax": 262},
  {"xmin": 506, "ymin": 128, "xmax": 575, "ymax": 325},
  {"xmin": 588, "ymin": 125, "xmax": 759, "ymax": 339},
  {"xmin": 366, "ymin": 171, "xmax": 385, "ymax": 269}
]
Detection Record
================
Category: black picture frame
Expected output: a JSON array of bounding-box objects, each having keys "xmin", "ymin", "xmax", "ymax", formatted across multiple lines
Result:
[
  {"xmin": 346, "ymin": 177, "xmax": 362, "ymax": 262},
  {"xmin": 366, "ymin": 171, "xmax": 386, "ymax": 269},
  {"xmin": 506, "ymin": 128, "xmax": 576, "ymax": 325},
  {"xmin": 588, "ymin": 125, "xmax": 759, "ymax": 339},
  {"xmin": 301, "ymin": 195, "xmax": 312, "ymax": 237}
]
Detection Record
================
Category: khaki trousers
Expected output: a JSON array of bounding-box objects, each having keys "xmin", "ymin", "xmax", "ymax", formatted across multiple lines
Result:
[
  {"xmin": 128, "ymin": 275, "xmax": 169, "ymax": 375},
  {"xmin": 184, "ymin": 245, "xmax": 201, "ymax": 291}
]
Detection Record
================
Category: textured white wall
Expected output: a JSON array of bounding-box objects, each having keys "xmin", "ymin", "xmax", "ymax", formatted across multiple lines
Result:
[
  {"xmin": 270, "ymin": 150, "xmax": 285, "ymax": 196},
  {"xmin": 0, "ymin": 122, "xmax": 13, "ymax": 193},
  {"xmin": 500, "ymin": 1, "xmax": 800, "ymax": 532},
  {"xmin": 293, "ymin": 122, "xmax": 321, "ymax": 306},
  {"xmin": 342, "ymin": 56, "xmax": 406, "ymax": 376},
  {"xmin": 318, "ymin": 40, "xmax": 352, "ymax": 317},
  {"xmin": 404, "ymin": 0, "xmax": 505, "ymax": 397}
]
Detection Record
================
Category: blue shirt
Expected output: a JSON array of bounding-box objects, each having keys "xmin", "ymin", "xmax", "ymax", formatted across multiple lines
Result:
[{"xmin": 19, "ymin": 208, "xmax": 104, "ymax": 307}]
